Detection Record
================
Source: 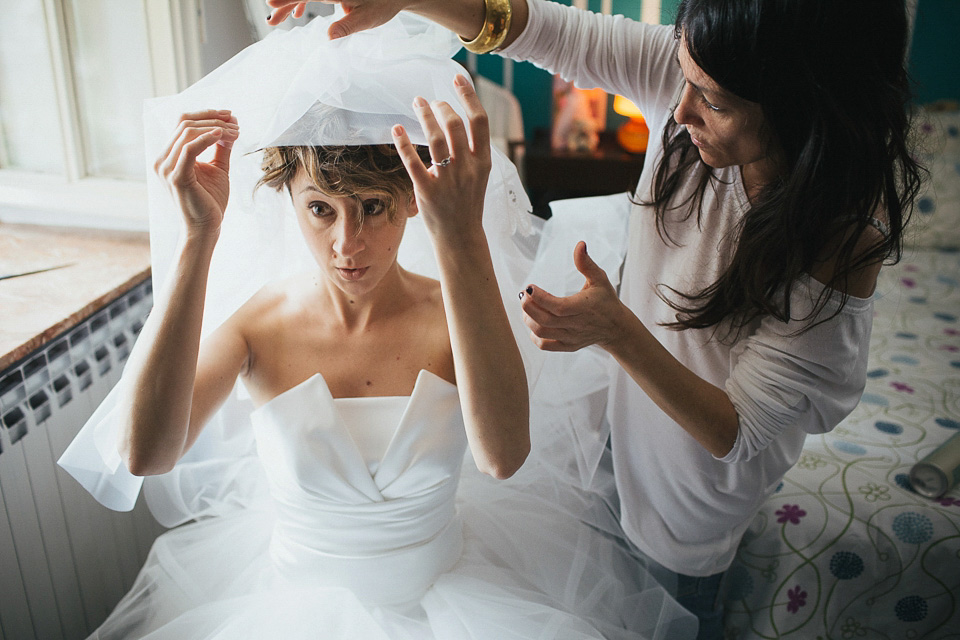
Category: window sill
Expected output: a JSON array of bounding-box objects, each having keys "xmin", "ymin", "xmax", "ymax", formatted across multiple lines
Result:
[
  {"xmin": 0, "ymin": 172, "xmax": 149, "ymax": 231},
  {"xmin": 0, "ymin": 223, "xmax": 151, "ymax": 371}
]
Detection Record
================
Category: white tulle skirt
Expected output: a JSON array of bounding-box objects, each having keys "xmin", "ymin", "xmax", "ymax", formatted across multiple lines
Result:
[{"xmin": 88, "ymin": 391, "xmax": 695, "ymax": 640}]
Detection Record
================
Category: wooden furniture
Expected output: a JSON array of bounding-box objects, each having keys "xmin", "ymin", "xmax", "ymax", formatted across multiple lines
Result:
[{"xmin": 522, "ymin": 128, "xmax": 646, "ymax": 218}]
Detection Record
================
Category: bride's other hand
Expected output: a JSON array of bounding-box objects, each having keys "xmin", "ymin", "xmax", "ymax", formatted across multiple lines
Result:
[
  {"xmin": 392, "ymin": 74, "xmax": 490, "ymax": 245},
  {"xmin": 154, "ymin": 110, "xmax": 239, "ymax": 236}
]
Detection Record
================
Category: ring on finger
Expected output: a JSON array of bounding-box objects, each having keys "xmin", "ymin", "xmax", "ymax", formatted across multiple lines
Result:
[{"xmin": 431, "ymin": 156, "xmax": 452, "ymax": 167}]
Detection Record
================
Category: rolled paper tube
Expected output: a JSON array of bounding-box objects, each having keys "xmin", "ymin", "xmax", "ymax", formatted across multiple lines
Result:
[{"xmin": 910, "ymin": 431, "xmax": 960, "ymax": 498}]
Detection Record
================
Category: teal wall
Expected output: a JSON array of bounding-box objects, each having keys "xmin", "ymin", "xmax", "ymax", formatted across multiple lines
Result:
[
  {"xmin": 469, "ymin": 0, "xmax": 957, "ymax": 141},
  {"xmin": 659, "ymin": 0, "xmax": 681, "ymax": 24},
  {"xmin": 908, "ymin": 0, "xmax": 960, "ymax": 104},
  {"xmin": 457, "ymin": 0, "xmax": 656, "ymax": 140}
]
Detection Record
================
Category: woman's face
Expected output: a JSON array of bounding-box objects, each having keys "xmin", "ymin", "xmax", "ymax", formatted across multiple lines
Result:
[
  {"xmin": 674, "ymin": 39, "xmax": 781, "ymax": 189},
  {"xmin": 290, "ymin": 169, "xmax": 415, "ymax": 297}
]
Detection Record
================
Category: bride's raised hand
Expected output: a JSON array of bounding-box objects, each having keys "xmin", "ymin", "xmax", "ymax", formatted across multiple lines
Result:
[
  {"xmin": 392, "ymin": 74, "xmax": 491, "ymax": 244},
  {"xmin": 154, "ymin": 110, "xmax": 239, "ymax": 236},
  {"xmin": 395, "ymin": 75, "xmax": 528, "ymax": 477}
]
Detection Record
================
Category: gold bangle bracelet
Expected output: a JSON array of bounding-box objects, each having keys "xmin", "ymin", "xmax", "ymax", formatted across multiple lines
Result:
[{"xmin": 459, "ymin": 0, "xmax": 512, "ymax": 55}]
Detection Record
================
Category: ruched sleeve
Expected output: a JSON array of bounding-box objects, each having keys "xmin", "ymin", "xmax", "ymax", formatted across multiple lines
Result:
[{"xmin": 720, "ymin": 276, "xmax": 874, "ymax": 463}]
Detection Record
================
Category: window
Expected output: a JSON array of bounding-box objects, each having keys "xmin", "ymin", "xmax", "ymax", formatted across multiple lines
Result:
[{"xmin": 0, "ymin": 0, "xmax": 203, "ymax": 229}]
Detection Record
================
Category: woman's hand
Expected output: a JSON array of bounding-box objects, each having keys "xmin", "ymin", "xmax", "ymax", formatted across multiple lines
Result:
[
  {"xmin": 524, "ymin": 241, "xmax": 740, "ymax": 455},
  {"xmin": 264, "ymin": 1, "xmax": 515, "ymax": 48},
  {"xmin": 266, "ymin": 1, "xmax": 408, "ymax": 38},
  {"xmin": 392, "ymin": 74, "xmax": 491, "ymax": 245},
  {"xmin": 520, "ymin": 241, "xmax": 628, "ymax": 352},
  {"xmin": 154, "ymin": 110, "xmax": 239, "ymax": 236}
]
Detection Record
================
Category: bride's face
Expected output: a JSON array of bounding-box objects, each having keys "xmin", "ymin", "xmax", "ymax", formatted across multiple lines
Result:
[{"xmin": 290, "ymin": 170, "xmax": 415, "ymax": 297}]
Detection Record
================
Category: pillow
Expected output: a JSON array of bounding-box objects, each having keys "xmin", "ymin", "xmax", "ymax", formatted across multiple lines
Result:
[{"xmin": 909, "ymin": 108, "xmax": 960, "ymax": 250}]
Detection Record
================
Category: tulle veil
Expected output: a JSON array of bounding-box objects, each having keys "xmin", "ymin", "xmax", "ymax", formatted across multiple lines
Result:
[
  {"xmin": 57, "ymin": 7, "xmax": 632, "ymax": 533},
  {"xmin": 51, "ymin": 11, "xmax": 705, "ymax": 638}
]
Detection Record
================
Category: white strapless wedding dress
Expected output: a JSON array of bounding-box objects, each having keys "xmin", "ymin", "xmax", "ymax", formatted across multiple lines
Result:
[{"xmin": 87, "ymin": 370, "xmax": 694, "ymax": 639}]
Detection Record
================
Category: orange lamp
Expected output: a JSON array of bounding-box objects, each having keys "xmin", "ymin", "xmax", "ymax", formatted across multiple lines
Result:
[{"xmin": 612, "ymin": 95, "xmax": 649, "ymax": 153}]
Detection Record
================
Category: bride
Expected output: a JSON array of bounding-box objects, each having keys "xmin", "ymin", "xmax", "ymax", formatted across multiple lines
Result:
[{"xmin": 59, "ymin": 10, "xmax": 694, "ymax": 639}]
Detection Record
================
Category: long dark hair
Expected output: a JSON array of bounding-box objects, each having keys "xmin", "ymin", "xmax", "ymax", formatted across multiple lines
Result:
[{"xmin": 646, "ymin": 0, "xmax": 922, "ymax": 336}]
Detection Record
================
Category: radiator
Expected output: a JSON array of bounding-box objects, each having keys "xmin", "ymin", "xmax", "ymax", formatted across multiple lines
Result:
[{"xmin": 0, "ymin": 279, "xmax": 164, "ymax": 640}]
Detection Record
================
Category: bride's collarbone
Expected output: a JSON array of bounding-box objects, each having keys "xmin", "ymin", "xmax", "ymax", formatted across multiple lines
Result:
[
  {"xmin": 243, "ymin": 327, "xmax": 454, "ymax": 404},
  {"xmin": 240, "ymin": 278, "xmax": 453, "ymax": 399}
]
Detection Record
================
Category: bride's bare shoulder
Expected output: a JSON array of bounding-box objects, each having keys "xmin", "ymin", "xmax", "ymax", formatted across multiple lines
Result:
[
  {"xmin": 230, "ymin": 273, "xmax": 318, "ymax": 327},
  {"xmin": 405, "ymin": 269, "xmax": 442, "ymax": 296},
  {"xmin": 400, "ymin": 271, "xmax": 446, "ymax": 316}
]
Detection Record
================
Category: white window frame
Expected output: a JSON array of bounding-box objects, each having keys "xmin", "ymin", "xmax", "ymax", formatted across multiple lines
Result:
[{"xmin": 0, "ymin": 0, "xmax": 203, "ymax": 230}]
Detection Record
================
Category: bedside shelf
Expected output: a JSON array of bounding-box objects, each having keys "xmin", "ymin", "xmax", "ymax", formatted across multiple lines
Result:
[{"xmin": 523, "ymin": 128, "xmax": 646, "ymax": 217}]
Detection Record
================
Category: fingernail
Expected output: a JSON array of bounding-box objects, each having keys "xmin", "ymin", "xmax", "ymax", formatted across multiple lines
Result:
[
  {"xmin": 413, "ymin": 96, "xmax": 428, "ymax": 108},
  {"xmin": 525, "ymin": 286, "xmax": 533, "ymax": 295},
  {"xmin": 392, "ymin": 124, "xmax": 404, "ymax": 137},
  {"xmin": 454, "ymin": 74, "xmax": 468, "ymax": 87},
  {"xmin": 266, "ymin": 13, "xmax": 272, "ymax": 22},
  {"xmin": 518, "ymin": 291, "xmax": 524, "ymax": 299}
]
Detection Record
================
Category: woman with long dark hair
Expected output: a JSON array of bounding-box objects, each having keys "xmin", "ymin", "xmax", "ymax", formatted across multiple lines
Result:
[{"xmin": 267, "ymin": 1, "xmax": 922, "ymax": 636}]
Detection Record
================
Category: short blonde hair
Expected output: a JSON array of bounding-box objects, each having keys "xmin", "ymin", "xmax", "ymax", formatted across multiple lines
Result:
[{"xmin": 257, "ymin": 144, "xmax": 430, "ymax": 223}]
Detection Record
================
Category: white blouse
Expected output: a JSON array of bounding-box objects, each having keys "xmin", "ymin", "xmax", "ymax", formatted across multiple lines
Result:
[{"xmin": 504, "ymin": 0, "xmax": 873, "ymax": 576}]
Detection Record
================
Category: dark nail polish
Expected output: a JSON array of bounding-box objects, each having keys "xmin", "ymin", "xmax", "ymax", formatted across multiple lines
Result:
[
  {"xmin": 525, "ymin": 286, "xmax": 533, "ymax": 295},
  {"xmin": 518, "ymin": 291, "xmax": 524, "ymax": 299}
]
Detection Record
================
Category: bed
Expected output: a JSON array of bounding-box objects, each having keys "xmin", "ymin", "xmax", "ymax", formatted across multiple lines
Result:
[{"xmin": 722, "ymin": 109, "xmax": 960, "ymax": 639}]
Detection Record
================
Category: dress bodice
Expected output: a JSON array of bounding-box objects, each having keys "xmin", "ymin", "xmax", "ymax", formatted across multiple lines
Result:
[{"xmin": 250, "ymin": 369, "xmax": 467, "ymax": 606}]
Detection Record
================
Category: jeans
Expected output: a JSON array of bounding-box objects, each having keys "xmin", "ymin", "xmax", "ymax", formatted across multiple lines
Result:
[
  {"xmin": 675, "ymin": 570, "xmax": 726, "ymax": 640},
  {"xmin": 597, "ymin": 437, "xmax": 727, "ymax": 639}
]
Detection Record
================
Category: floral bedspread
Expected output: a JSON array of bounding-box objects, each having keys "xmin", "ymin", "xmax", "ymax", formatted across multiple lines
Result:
[{"xmin": 724, "ymin": 247, "xmax": 960, "ymax": 640}]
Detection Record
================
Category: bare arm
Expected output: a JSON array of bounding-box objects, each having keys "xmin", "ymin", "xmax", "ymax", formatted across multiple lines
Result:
[
  {"xmin": 118, "ymin": 111, "xmax": 249, "ymax": 476},
  {"xmin": 393, "ymin": 75, "xmax": 529, "ymax": 478}
]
